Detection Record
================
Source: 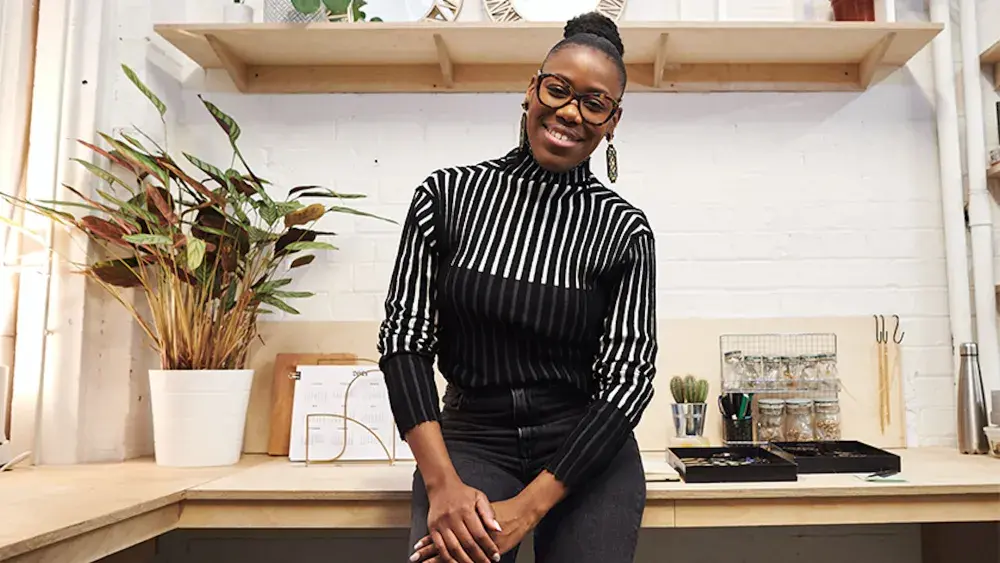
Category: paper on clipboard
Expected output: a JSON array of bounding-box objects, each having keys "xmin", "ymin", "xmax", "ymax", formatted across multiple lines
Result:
[{"xmin": 288, "ymin": 364, "xmax": 413, "ymax": 462}]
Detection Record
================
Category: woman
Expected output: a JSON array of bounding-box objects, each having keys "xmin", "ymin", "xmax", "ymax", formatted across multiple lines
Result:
[{"xmin": 377, "ymin": 11, "xmax": 656, "ymax": 563}]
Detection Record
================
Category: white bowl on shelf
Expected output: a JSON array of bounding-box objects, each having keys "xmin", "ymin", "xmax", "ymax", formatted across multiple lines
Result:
[{"xmin": 984, "ymin": 426, "xmax": 1000, "ymax": 458}]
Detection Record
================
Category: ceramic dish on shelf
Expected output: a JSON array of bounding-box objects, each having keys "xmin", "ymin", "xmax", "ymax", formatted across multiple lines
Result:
[
  {"xmin": 364, "ymin": 0, "xmax": 463, "ymax": 22},
  {"xmin": 484, "ymin": 0, "xmax": 625, "ymax": 22}
]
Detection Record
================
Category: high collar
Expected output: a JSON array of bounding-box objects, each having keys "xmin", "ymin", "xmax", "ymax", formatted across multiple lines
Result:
[{"xmin": 501, "ymin": 145, "xmax": 592, "ymax": 186}]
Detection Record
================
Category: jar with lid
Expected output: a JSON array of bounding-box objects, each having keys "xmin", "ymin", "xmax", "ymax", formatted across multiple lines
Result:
[
  {"xmin": 813, "ymin": 398, "xmax": 841, "ymax": 440},
  {"xmin": 784, "ymin": 398, "xmax": 814, "ymax": 441},
  {"xmin": 756, "ymin": 399, "xmax": 785, "ymax": 442}
]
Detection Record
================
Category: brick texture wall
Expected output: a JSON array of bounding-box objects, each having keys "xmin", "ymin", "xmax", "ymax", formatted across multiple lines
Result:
[{"xmin": 105, "ymin": 0, "xmax": 971, "ymax": 453}]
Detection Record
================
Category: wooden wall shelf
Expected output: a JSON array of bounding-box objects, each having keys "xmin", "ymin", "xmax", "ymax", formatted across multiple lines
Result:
[
  {"xmin": 981, "ymin": 39, "xmax": 1000, "ymax": 90},
  {"xmin": 153, "ymin": 21, "xmax": 942, "ymax": 94}
]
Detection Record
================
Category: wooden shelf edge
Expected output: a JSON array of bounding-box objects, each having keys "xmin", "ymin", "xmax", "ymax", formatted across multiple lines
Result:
[{"xmin": 153, "ymin": 20, "xmax": 943, "ymax": 95}]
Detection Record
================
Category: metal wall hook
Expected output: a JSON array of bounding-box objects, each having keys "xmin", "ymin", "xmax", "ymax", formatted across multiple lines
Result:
[{"xmin": 891, "ymin": 314, "xmax": 904, "ymax": 344}]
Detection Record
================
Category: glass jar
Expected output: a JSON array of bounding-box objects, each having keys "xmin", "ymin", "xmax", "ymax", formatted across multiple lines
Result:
[
  {"xmin": 784, "ymin": 398, "xmax": 814, "ymax": 441},
  {"xmin": 763, "ymin": 356, "xmax": 781, "ymax": 389},
  {"xmin": 723, "ymin": 350, "xmax": 743, "ymax": 391},
  {"xmin": 817, "ymin": 353, "xmax": 840, "ymax": 391},
  {"xmin": 743, "ymin": 356, "xmax": 763, "ymax": 389},
  {"xmin": 756, "ymin": 399, "xmax": 785, "ymax": 442},
  {"xmin": 813, "ymin": 398, "xmax": 841, "ymax": 441}
]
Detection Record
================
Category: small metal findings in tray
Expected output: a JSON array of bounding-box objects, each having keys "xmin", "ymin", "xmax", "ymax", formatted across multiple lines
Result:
[
  {"xmin": 767, "ymin": 440, "xmax": 901, "ymax": 474},
  {"xmin": 667, "ymin": 446, "xmax": 798, "ymax": 484}
]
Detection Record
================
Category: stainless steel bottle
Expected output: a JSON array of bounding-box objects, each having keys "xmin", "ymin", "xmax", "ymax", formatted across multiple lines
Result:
[{"xmin": 957, "ymin": 342, "xmax": 989, "ymax": 454}]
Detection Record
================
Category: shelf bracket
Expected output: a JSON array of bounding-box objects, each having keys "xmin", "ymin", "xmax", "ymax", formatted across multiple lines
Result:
[
  {"xmin": 205, "ymin": 34, "xmax": 249, "ymax": 93},
  {"xmin": 433, "ymin": 34, "xmax": 454, "ymax": 88},
  {"xmin": 653, "ymin": 33, "xmax": 669, "ymax": 89},
  {"xmin": 858, "ymin": 32, "xmax": 896, "ymax": 89}
]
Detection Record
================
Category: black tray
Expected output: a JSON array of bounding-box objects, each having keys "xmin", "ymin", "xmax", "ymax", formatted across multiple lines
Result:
[
  {"xmin": 768, "ymin": 440, "xmax": 901, "ymax": 474},
  {"xmin": 667, "ymin": 446, "xmax": 798, "ymax": 484}
]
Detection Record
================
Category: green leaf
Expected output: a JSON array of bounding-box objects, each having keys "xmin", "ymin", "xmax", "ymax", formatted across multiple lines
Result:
[
  {"xmin": 370, "ymin": 16, "xmax": 383, "ymax": 22},
  {"xmin": 100, "ymin": 134, "xmax": 169, "ymax": 186},
  {"xmin": 323, "ymin": 0, "xmax": 351, "ymax": 15},
  {"xmin": 291, "ymin": 0, "xmax": 321, "ymax": 13},
  {"xmin": 351, "ymin": 0, "xmax": 366, "ymax": 20},
  {"xmin": 327, "ymin": 205, "xmax": 395, "ymax": 223},
  {"xmin": 71, "ymin": 158, "xmax": 135, "ymax": 192},
  {"xmin": 121, "ymin": 132, "xmax": 149, "ymax": 153},
  {"xmin": 123, "ymin": 233, "xmax": 172, "ymax": 246},
  {"xmin": 187, "ymin": 237, "xmax": 207, "ymax": 270},
  {"xmin": 256, "ymin": 278, "xmax": 293, "ymax": 294},
  {"xmin": 248, "ymin": 226, "xmax": 278, "ymax": 244},
  {"xmin": 121, "ymin": 64, "xmax": 167, "ymax": 118},
  {"xmin": 273, "ymin": 290, "xmax": 315, "ymax": 299},
  {"xmin": 260, "ymin": 294, "xmax": 300, "ymax": 315},
  {"xmin": 290, "ymin": 255, "xmax": 315, "ymax": 268},
  {"xmin": 198, "ymin": 95, "xmax": 241, "ymax": 145},
  {"xmin": 285, "ymin": 240, "xmax": 337, "ymax": 252},
  {"xmin": 183, "ymin": 153, "xmax": 227, "ymax": 186}
]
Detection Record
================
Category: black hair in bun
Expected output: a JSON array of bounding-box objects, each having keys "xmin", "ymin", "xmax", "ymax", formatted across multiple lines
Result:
[{"xmin": 546, "ymin": 12, "xmax": 627, "ymax": 90}]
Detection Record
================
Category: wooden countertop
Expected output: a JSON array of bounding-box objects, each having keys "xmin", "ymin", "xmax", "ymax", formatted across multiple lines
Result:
[
  {"xmin": 1, "ymin": 447, "xmax": 998, "ymax": 561},
  {"xmin": 185, "ymin": 447, "xmax": 1000, "ymax": 501}
]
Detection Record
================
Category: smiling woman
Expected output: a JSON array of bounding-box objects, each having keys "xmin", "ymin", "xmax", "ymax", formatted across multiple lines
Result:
[{"xmin": 377, "ymin": 10, "xmax": 656, "ymax": 563}]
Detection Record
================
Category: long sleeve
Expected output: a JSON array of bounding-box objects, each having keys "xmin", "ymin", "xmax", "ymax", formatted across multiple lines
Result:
[
  {"xmin": 543, "ymin": 231, "xmax": 658, "ymax": 488},
  {"xmin": 377, "ymin": 183, "xmax": 442, "ymax": 439}
]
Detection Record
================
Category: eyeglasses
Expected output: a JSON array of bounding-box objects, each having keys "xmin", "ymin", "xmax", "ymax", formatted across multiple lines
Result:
[{"xmin": 534, "ymin": 72, "xmax": 621, "ymax": 126}]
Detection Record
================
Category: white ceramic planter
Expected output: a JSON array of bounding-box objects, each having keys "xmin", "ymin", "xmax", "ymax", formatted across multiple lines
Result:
[
  {"xmin": 148, "ymin": 369, "xmax": 254, "ymax": 467},
  {"xmin": 224, "ymin": 2, "xmax": 254, "ymax": 23}
]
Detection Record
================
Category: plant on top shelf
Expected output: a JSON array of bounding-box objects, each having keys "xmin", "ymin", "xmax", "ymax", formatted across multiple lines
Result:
[
  {"xmin": 1, "ymin": 64, "xmax": 394, "ymax": 467},
  {"xmin": 292, "ymin": 0, "xmax": 384, "ymax": 22},
  {"xmin": 670, "ymin": 374, "xmax": 709, "ymax": 404}
]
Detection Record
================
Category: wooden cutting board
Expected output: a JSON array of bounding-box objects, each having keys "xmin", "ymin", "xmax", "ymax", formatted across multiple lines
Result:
[{"xmin": 266, "ymin": 352, "xmax": 358, "ymax": 456}]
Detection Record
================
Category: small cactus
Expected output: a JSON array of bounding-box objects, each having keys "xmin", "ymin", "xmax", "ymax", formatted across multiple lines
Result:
[{"xmin": 670, "ymin": 373, "xmax": 709, "ymax": 404}]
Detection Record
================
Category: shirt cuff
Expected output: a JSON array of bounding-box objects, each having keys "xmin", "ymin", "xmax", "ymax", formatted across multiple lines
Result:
[
  {"xmin": 543, "ymin": 399, "xmax": 632, "ymax": 488},
  {"xmin": 379, "ymin": 352, "xmax": 441, "ymax": 439}
]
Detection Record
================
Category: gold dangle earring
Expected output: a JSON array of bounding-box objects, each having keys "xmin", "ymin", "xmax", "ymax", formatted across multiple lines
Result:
[
  {"xmin": 519, "ymin": 100, "xmax": 528, "ymax": 148},
  {"xmin": 606, "ymin": 134, "xmax": 618, "ymax": 183}
]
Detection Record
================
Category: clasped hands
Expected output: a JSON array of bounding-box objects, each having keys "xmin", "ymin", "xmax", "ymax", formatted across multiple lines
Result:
[{"xmin": 409, "ymin": 479, "xmax": 545, "ymax": 563}]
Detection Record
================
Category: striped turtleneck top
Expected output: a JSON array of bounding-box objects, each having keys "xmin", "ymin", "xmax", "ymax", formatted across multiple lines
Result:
[{"xmin": 377, "ymin": 145, "xmax": 657, "ymax": 488}]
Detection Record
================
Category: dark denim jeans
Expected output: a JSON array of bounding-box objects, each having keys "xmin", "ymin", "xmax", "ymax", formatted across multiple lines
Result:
[{"xmin": 408, "ymin": 383, "xmax": 645, "ymax": 563}]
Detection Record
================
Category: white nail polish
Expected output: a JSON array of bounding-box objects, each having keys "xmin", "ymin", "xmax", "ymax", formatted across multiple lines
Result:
[
  {"xmin": 492, "ymin": 554, "xmax": 501, "ymax": 562},
  {"xmin": 409, "ymin": 552, "xmax": 419, "ymax": 562},
  {"xmin": 413, "ymin": 541, "xmax": 422, "ymax": 550}
]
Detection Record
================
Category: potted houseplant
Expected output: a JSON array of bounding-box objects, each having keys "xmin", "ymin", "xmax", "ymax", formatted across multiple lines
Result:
[
  {"xmin": 670, "ymin": 374, "xmax": 709, "ymax": 438},
  {"xmin": 831, "ymin": 0, "xmax": 875, "ymax": 21},
  {"xmin": 3, "ymin": 65, "xmax": 392, "ymax": 467},
  {"xmin": 291, "ymin": 0, "xmax": 384, "ymax": 22}
]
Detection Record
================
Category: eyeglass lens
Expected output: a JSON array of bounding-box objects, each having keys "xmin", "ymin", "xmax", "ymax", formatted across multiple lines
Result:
[{"xmin": 537, "ymin": 75, "xmax": 616, "ymax": 125}]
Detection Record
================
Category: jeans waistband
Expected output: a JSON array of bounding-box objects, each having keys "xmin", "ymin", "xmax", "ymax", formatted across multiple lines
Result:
[{"xmin": 442, "ymin": 382, "xmax": 589, "ymax": 428}]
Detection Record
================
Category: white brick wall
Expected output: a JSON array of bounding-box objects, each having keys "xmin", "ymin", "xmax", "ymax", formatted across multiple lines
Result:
[{"xmin": 99, "ymin": 0, "xmax": 968, "ymax": 457}]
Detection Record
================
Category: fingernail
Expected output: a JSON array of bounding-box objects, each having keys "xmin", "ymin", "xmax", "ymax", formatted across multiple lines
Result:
[
  {"xmin": 413, "ymin": 541, "xmax": 422, "ymax": 550},
  {"xmin": 409, "ymin": 553, "xmax": 419, "ymax": 562},
  {"xmin": 494, "ymin": 520, "xmax": 503, "ymax": 532},
  {"xmin": 492, "ymin": 554, "xmax": 501, "ymax": 562}
]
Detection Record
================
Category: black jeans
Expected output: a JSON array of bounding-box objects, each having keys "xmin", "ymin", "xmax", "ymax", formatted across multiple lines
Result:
[{"xmin": 408, "ymin": 383, "xmax": 646, "ymax": 563}]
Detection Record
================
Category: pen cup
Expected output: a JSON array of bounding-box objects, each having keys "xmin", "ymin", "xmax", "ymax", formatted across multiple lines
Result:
[{"xmin": 723, "ymin": 416, "xmax": 754, "ymax": 444}]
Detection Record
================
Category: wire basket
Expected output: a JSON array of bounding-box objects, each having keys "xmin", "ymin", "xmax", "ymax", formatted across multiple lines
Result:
[
  {"xmin": 264, "ymin": 0, "xmax": 329, "ymax": 22},
  {"xmin": 718, "ymin": 333, "xmax": 841, "ymax": 446}
]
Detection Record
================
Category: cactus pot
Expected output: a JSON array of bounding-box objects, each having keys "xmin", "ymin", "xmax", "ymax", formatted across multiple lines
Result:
[{"xmin": 671, "ymin": 403, "xmax": 708, "ymax": 438}]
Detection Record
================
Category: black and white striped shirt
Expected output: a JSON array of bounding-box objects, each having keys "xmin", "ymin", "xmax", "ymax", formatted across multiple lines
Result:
[{"xmin": 377, "ymin": 145, "xmax": 657, "ymax": 487}]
